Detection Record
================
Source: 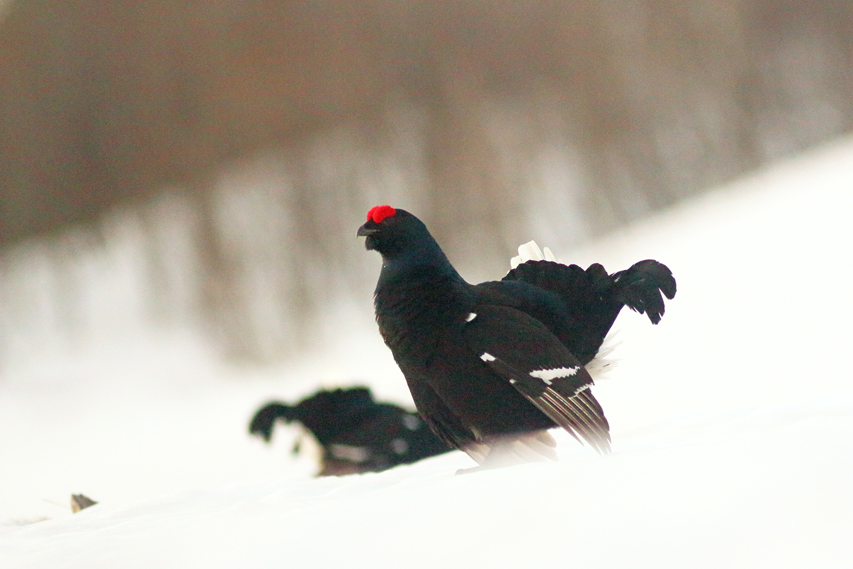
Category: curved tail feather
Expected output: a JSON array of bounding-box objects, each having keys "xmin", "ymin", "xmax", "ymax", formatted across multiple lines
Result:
[
  {"xmin": 248, "ymin": 402, "xmax": 296, "ymax": 442},
  {"xmin": 611, "ymin": 260, "xmax": 677, "ymax": 324}
]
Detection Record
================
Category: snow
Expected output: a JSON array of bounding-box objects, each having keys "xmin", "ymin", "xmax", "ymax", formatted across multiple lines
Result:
[{"xmin": 2, "ymin": 136, "xmax": 853, "ymax": 568}]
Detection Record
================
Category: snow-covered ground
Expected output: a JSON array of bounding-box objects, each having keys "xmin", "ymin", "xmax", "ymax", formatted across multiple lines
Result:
[{"xmin": 2, "ymin": 136, "xmax": 852, "ymax": 568}]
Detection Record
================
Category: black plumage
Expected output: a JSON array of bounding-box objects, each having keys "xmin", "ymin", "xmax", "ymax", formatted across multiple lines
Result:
[
  {"xmin": 249, "ymin": 387, "xmax": 452, "ymax": 475},
  {"xmin": 357, "ymin": 205, "xmax": 676, "ymax": 466}
]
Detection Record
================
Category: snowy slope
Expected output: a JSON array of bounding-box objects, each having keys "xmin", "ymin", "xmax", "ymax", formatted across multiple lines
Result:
[{"xmin": 1, "ymin": 136, "xmax": 852, "ymax": 568}]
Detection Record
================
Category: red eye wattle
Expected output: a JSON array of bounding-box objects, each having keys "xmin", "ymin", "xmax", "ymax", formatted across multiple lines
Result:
[{"xmin": 367, "ymin": 205, "xmax": 396, "ymax": 223}]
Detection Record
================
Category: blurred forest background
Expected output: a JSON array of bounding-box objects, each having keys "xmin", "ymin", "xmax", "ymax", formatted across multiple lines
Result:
[{"xmin": 1, "ymin": 0, "xmax": 852, "ymax": 368}]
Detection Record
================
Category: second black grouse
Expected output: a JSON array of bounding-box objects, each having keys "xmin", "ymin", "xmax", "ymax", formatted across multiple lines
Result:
[
  {"xmin": 358, "ymin": 205, "xmax": 675, "ymax": 466},
  {"xmin": 249, "ymin": 386, "xmax": 451, "ymax": 475}
]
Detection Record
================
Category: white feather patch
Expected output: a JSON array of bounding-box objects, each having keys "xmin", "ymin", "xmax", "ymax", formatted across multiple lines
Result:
[
  {"xmin": 510, "ymin": 241, "xmax": 561, "ymax": 269},
  {"xmin": 510, "ymin": 241, "xmax": 543, "ymax": 269},
  {"xmin": 328, "ymin": 444, "xmax": 370, "ymax": 463},
  {"xmin": 529, "ymin": 366, "xmax": 579, "ymax": 385},
  {"xmin": 461, "ymin": 430, "xmax": 557, "ymax": 469},
  {"xmin": 585, "ymin": 329, "xmax": 621, "ymax": 382}
]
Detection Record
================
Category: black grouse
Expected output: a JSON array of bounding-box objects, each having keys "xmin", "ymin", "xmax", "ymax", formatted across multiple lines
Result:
[
  {"xmin": 357, "ymin": 205, "xmax": 676, "ymax": 466},
  {"xmin": 249, "ymin": 387, "xmax": 452, "ymax": 475}
]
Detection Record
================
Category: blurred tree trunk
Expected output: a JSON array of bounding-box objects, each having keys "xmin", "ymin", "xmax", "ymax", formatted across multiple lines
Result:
[{"xmin": 1, "ymin": 0, "xmax": 852, "ymax": 363}]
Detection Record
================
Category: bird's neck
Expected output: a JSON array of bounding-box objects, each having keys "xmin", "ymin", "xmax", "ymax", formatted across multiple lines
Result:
[{"xmin": 374, "ymin": 254, "xmax": 469, "ymax": 366}]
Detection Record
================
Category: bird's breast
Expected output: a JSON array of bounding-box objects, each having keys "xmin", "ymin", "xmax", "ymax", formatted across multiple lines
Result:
[{"xmin": 374, "ymin": 274, "xmax": 469, "ymax": 367}]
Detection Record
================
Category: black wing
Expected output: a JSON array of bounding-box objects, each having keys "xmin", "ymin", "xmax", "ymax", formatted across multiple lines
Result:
[{"xmin": 463, "ymin": 305, "xmax": 611, "ymax": 454}]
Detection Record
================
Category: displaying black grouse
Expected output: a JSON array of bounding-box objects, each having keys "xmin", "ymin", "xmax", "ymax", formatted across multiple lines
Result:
[
  {"xmin": 358, "ymin": 205, "xmax": 676, "ymax": 466},
  {"xmin": 249, "ymin": 387, "xmax": 452, "ymax": 475}
]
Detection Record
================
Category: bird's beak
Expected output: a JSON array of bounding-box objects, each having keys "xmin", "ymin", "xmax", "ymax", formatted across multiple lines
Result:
[{"xmin": 357, "ymin": 224, "xmax": 378, "ymax": 237}]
